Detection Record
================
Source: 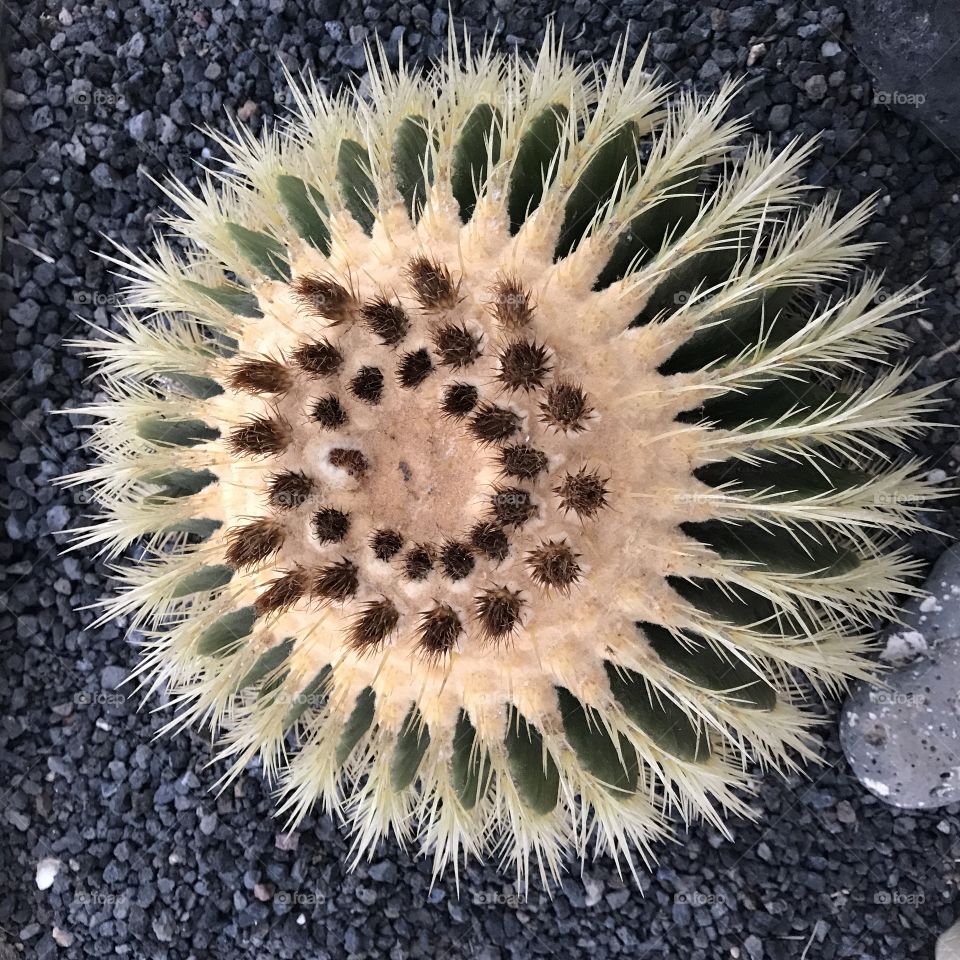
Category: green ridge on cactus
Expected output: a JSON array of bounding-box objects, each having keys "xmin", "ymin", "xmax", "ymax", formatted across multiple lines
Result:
[
  {"xmin": 642, "ymin": 623, "xmax": 777, "ymax": 711},
  {"xmin": 507, "ymin": 104, "xmax": 568, "ymax": 233},
  {"xmin": 451, "ymin": 104, "xmax": 501, "ymax": 222},
  {"xmin": 450, "ymin": 711, "xmax": 491, "ymax": 810},
  {"xmin": 505, "ymin": 707, "xmax": 561, "ymax": 815},
  {"xmin": 604, "ymin": 662, "xmax": 711, "ymax": 762},
  {"xmin": 391, "ymin": 707, "xmax": 431, "ymax": 790},
  {"xmin": 336, "ymin": 687, "xmax": 376, "ymax": 766},
  {"xmin": 183, "ymin": 279, "xmax": 263, "ymax": 318},
  {"xmin": 337, "ymin": 139, "xmax": 378, "ymax": 234},
  {"xmin": 171, "ymin": 564, "xmax": 233, "ymax": 598},
  {"xmin": 137, "ymin": 416, "xmax": 219, "ymax": 447},
  {"xmin": 196, "ymin": 606, "xmax": 257, "ymax": 656},
  {"xmin": 283, "ymin": 666, "xmax": 333, "ymax": 729},
  {"xmin": 223, "ymin": 223, "xmax": 291, "ymax": 282},
  {"xmin": 393, "ymin": 115, "xmax": 434, "ymax": 219},
  {"xmin": 239, "ymin": 636, "xmax": 295, "ymax": 690},
  {"xmin": 277, "ymin": 174, "xmax": 332, "ymax": 253},
  {"xmin": 557, "ymin": 687, "xmax": 640, "ymax": 794}
]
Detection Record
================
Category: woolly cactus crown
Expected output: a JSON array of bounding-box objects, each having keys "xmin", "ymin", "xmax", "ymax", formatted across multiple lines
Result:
[{"xmin": 67, "ymin": 29, "xmax": 939, "ymax": 885}]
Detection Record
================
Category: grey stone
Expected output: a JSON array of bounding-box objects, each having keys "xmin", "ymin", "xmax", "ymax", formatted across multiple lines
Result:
[
  {"xmin": 127, "ymin": 110, "xmax": 154, "ymax": 142},
  {"xmin": 3, "ymin": 89, "xmax": 27, "ymax": 109},
  {"xmin": 744, "ymin": 934, "xmax": 764, "ymax": 960},
  {"xmin": 10, "ymin": 299, "xmax": 40, "ymax": 326},
  {"xmin": 91, "ymin": 162, "xmax": 115, "ymax": 189},
  {"xmin": 769, "ymin": 104, "xmax": 792, "ymax": 132},
  {"xmin": 805, "ymin": 75, "xmax": 828, "ymax": 100},
  {"xmin": 45, "ymin": 504, "xmax": 70, "ymax": 530},
  {"xmin": 841, "ymin": 544, "xmax": 960, "ymax": 809},
  {"xmin": 29, "ymin": 106, "xmax": 53, "ymax": 132},
  {"xmin": 844, "ymin": 0, "xmax": 960, "ymax": 146},
  {"xmin": 937, "ymin": 919, "xmax": 960, "ymax": 960},
  {"xmin": 729, "ymin": 8, "xmax": 756, "ymax": 31},
  {"xmin": 337, "ymin": 43, "xmax": 367, "ymax": 70},
  {"xmin": 100, "ymin": 665, "xmax": 127, "ymax": 691}
]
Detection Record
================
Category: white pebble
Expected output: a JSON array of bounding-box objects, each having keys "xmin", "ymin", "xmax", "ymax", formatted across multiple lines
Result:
[{"xmin": 36, "ymin": 857, "xmax": 62, "ymax": 890}]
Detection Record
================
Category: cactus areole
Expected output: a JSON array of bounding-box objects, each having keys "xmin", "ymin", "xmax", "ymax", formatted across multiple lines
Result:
[{"xmin": 68, "ymin": 30, "xmax": 938, "ymax": 885}]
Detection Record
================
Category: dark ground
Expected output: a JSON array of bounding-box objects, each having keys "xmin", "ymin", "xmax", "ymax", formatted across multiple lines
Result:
[{"xmin": 2, "ymin": 0, "xmax": 959, "ymax": 957}]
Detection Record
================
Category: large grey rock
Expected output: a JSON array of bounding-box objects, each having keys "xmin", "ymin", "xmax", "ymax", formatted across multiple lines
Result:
[
  {"xmin": 938, "ymin": 919, "xmax": 960, "ymax": 960},
  {"xmin": 841, "ymin": 545, "xmax": 960, "ymax": 809},
  {"xmin": 844, "ymin": 0, "xmax": 960, "ymax": 148}
]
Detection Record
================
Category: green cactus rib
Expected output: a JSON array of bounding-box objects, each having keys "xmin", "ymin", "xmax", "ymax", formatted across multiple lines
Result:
[
  {"xmin": 507, "ymin": 104, "xmax": 568, "ymax": 233},
  {"xmin": 594, "ymin": 174, "xmax": 705, "ymax": 289},
  {"xmin": 450, "ymin": 711, "xmax": 491, "ymax": 810},
  {"xmin": 136, "ymin": 416, "xmax": 219, "ymax": 447},
  {"xmin": 641, "ymin": 623, "xmax": 777, "ymax": 711},
  {"xmin": 604, "ymin": 662, "xmax": 711, "ymax": 762},
  {"xmin": 238, "ymin": 636, "xmax": 295, "ymax": 691},
  {"xmin": 171, "ymin": 564, "xmax": 234, "ymax": 598},
  {"xmin": 393, "ymin": 115, "xmax": 434, "ymax": 220},
  {"xmin": 183, "ymin": 280, "xmax": 263, "ymax": 318},
  {"xmin": 276, "ymin": 174, "xmax": 331, "ymax": 253},
  {"xmin": 196, "ymin": 606, "xmax": 257, "ymax": 656},
  {"xmin": 660, "ymin": 289, "xmax": 806, "ymax": 375},
  {"xmin": 166, "ymin": 373, "xmax": 224, "ymax": 399},
  {"xmin": 695, "ymin": 458, "xmax": 879, "ymax": 502},
  {"xmin": 391, "ymin": 706, "xmax": 431, "ymax": 791},
  {"xmin": 451, "ymin": 103, "xmax": 502, "ymax": 222},
  {"xmin": 143, "ymin": 467, "xmax": 217, "ymax": 498},
  {"xmin": 555, "ymin": 122, "xmax": 641, "ymax": 259},
  {"xmin": 224, "ymin": 223, "xmax": 291, "ymax": 283},
  {"xmin": 337, "ymin": 139, "xmax": 378, "ymax": 235},
  {"xmin": 671, "ymin": 577, "xmax": 784, "ymax": 632},
  {"xmin": 283, "ymin": 665, "xmax": 332, "ymax": 729},
  {"xmin": 684, "ymin": 519, "xmax": 859, "ymax": 577},
  {"xmin": 505, "ymin": 707, "xmax": 561, "ymax": 815},
  {"xmin": 336, "ymin": 687, "xmax": 376, "ymax": 766},
  {"xmin": 556, "ymin": 687, "xmax": 640, "ymax": 794},
  {"xmin": 682, "ymin": 379, "xmax": 841, "ymax": 431},
  {"xmin": 162, "ymin": 517, "xmax": 222, "ymax": 539}
]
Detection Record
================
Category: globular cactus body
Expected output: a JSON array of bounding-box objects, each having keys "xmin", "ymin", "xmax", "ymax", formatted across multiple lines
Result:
[{"xmin": 66, "ymin": 31, "xmax": 939, "ymax": 885}]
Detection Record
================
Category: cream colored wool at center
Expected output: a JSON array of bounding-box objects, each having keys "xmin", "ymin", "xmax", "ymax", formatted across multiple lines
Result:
[{"xmin": 203, "ymin": 190, "xmax": 705, "ymax": 747}]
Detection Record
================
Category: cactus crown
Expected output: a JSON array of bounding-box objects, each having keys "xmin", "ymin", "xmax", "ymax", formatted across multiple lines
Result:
[{"xmin": 66, "ymin": 28, "xmax": 940, "ymax": 886}]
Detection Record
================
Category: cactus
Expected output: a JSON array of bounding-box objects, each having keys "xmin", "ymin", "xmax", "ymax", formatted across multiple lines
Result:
[{"xmin": 65, "ymin": 30, "xmax": 940, "ymax": 886}]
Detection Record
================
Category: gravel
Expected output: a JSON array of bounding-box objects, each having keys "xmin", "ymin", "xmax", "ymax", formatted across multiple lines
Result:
[{"xmin": 2, "ymin": 0, "xmax": 959, "ymax": 958}]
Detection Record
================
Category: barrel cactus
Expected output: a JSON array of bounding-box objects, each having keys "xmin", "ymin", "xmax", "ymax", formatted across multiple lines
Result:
[{"xmin": 66, "ymin": 30, "xmax": 938, "ymax": 885}]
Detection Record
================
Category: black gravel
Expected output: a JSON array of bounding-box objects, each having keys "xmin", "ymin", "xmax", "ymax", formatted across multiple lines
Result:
[{"xmin": 2, "ymin": 0, "xmax": 958, "ymax": 958}]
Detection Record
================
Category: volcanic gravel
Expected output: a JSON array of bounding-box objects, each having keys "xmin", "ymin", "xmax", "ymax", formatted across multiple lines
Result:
[{"xmin": 2, "ymin": 0, "xmax": 959, "ymax": 958}]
